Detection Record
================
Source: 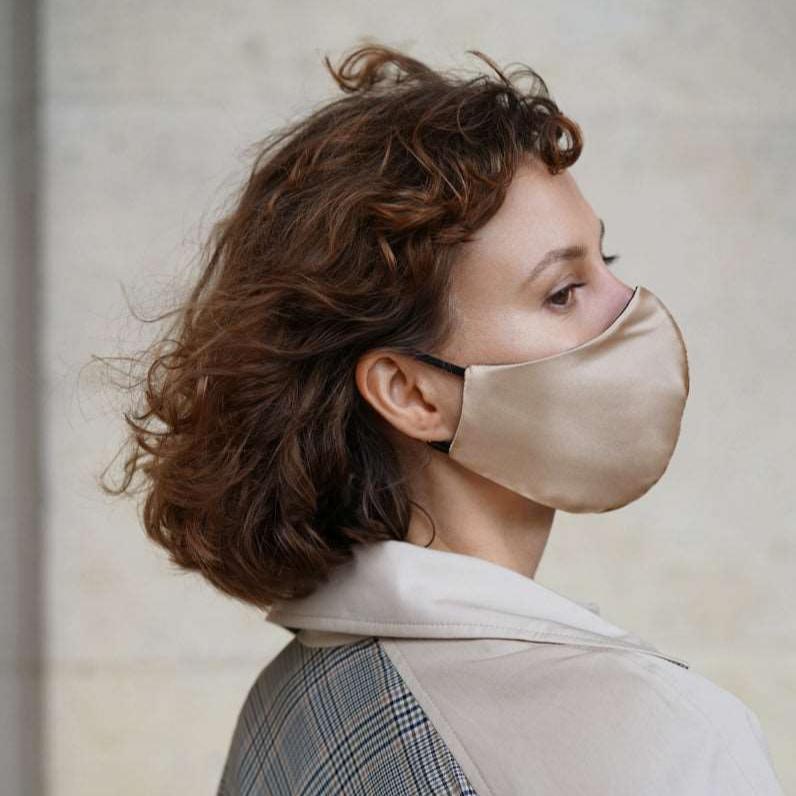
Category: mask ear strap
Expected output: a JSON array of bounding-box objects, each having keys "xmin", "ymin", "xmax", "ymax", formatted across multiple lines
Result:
[
  {"xmin": 410, "ymin": 351, "xmax": 466, "ymax": 378},
  {"xmin": 410, "ymin": 351, "xmax": 465, "ymax": 454}
]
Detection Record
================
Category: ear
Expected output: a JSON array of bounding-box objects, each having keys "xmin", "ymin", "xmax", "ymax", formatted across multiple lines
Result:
[{"xmin": 354, "ymin": 350, "xmax": 462, "ymax": 446}]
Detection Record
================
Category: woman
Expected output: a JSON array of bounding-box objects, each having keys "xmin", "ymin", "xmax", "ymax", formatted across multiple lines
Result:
[{"xmin": 103, "ymin": 43, "xmax": 784, "ymax": 794}]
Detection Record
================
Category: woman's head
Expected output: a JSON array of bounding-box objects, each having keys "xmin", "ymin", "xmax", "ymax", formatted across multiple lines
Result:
[
  {"xmin": 360, "ymin": 156, "xmax": 633, "ymax": 458},
  {"xmin": 99, "ymin": 42, "xmax": 594, "ymax": 608}
]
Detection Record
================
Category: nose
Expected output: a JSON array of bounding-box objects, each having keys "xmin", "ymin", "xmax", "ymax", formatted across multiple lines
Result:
[
  {"xmin": 602, "ymin": 273, "xmax": 635, "ymax": 326},
  {"xmin": 607, "ymin": 270, "xmax": 634, "ymax": 307},
  {"xmin": 618, "ymin": 280, "xmax": 634, "ymax": 305}
]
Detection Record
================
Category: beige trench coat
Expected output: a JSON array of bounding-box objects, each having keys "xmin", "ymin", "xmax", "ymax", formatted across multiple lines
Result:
[{"xmin": 266, "ymin": 539, "xmax": 785, "ymax": 795}]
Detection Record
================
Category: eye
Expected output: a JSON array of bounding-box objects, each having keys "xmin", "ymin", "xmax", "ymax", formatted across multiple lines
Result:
[
  {"xmin": 545, "ymin": 252, "xmax": 621, "ymax": 309},
  {"xmin": 546, "ymin": 282, "xmax": 586, "ymax": 308}
]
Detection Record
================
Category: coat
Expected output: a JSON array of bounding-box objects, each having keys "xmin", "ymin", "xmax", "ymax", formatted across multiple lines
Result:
[{"xmin": 216, "ymin": 538, "xmax": 785, "ymax": 795}]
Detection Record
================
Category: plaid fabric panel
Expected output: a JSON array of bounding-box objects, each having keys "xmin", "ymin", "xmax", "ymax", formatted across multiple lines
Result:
[{"xmin": 216, "ymin": 636, "xmax": 479, "ymax": 795}]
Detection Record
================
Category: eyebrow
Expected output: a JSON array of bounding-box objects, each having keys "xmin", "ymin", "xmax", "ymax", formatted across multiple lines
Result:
[{"xmin": 524, "ymin": 217, "xmax": 606, "ymax": 286}]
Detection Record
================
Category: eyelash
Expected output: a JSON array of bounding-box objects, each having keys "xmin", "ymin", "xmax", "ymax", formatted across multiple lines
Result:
[{"xmin": 546, "ymin": 253, "xmax": 621, "ymax": 309}]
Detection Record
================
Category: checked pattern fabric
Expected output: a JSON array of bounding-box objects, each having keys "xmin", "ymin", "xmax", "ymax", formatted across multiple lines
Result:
[{"xmin": 216, "ymin": 635, "xmax": 479, "ymax": 795}]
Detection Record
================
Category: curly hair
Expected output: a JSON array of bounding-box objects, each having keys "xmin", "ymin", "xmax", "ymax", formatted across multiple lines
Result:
[{"xmin": 96, "ymin": 41, "xmax": 583, "ymax": 609}]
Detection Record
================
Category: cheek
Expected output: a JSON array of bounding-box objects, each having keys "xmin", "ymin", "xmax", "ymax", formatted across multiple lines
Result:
[
  {"xmin": 515, "ymin": 319, "xmax": 587, "ymax": 361},
  {"xmin": 451, "ymin": 272, "xmax": 600, "ymax": 365},
  {"xmin": 458, "ymin": 306, "xmax": 575, "ymax": 365}
]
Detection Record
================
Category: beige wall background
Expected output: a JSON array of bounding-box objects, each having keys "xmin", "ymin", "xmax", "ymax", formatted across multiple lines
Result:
[{"xmin": 2, "ymin": 1, "xmax": 794, "ymax": 793}]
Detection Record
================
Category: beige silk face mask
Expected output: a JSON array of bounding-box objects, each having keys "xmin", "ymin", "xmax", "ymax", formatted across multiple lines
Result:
[{"xmin": 410, "ymin": 285, "xmax": 690, "ymax": 513}]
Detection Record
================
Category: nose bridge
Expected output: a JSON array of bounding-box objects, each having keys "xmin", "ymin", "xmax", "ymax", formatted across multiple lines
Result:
[
  {"xmin": 617, "ymin": 276, "xmax": 635, "ymax": 301},
  {"xmin": 601, "ymin": 268, "xmax": 635, "ymax": 317},
  {"xmin": 585, "ymin": 277, "xmax": 636, "ymax": 340}
]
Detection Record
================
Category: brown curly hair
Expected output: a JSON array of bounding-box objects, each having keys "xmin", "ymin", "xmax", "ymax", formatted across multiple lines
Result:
[{"xmin": 97, "ymin": 41, "xmax": 583, "ymax": 609}]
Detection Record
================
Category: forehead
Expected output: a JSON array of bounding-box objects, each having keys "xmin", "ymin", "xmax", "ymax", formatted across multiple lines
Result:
[{"xmin": 459, "ymin": 157, "xmax": 596, "ymax": 268}]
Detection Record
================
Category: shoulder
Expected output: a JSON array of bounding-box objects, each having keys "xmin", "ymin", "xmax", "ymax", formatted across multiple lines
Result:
[
  {"xmin": 216, "ymin": 636, "xmax": 480, "ymax": 795},
  {"xmin": 576, "ymin": 649, "xmax": 767, "ymax": 747},
  {"xmin": 379, "ymin": 637, "xmax": 784, "ymax": 795},
  {"xmin": 582, "ymin": 649, "xmax": 783, "ymax": 794}
]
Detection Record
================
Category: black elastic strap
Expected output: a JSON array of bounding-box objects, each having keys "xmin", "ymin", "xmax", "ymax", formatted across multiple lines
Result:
[
  {"xmin": 410, "ymin": 351, "xmax": 466, "ymax": 378},
  {"xmin": 410, "ymin": 351, "xmax": 465, "ymax": 454}
]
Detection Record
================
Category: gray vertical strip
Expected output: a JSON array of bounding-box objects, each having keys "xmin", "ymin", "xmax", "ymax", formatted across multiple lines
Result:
[{"xmin": 1, "ymin": 0, "xmax": 44, "ymax": 793}]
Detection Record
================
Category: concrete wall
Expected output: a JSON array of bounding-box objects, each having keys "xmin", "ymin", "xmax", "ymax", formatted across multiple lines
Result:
[{"xmin": 3, "ymin": 1, "xmax": 792, "ymax": 793}]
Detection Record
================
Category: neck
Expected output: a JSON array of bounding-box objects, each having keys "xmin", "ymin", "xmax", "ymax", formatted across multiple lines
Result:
[{"xmin": 402, "ymin": 444, "xmax": 555, "ymax": 580}]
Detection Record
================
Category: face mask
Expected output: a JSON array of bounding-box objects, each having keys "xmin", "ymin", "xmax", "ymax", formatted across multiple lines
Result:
[{"xmin": 409, "ymin": 285, "xmax": 690, "ymax": 513}]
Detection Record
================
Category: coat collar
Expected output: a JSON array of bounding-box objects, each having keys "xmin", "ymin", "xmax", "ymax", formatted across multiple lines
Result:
[{"xmin": 266, "ymin": 539, "xmax": 689, "ymax": 669}]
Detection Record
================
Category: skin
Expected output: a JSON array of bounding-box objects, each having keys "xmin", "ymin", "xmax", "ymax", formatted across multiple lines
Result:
[{"xmin": 355, "ymin": 154, "xmax": 633, "ymax": 580}]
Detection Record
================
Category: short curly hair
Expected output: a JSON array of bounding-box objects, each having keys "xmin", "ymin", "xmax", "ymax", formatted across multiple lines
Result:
[{"xmin": 97, "ymin": 41, "xmax": 583, "ymax": 609}]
